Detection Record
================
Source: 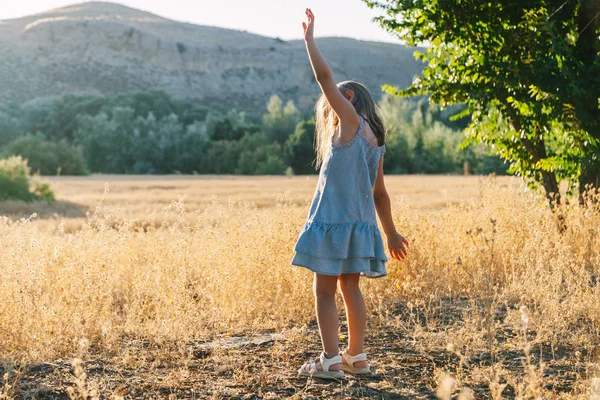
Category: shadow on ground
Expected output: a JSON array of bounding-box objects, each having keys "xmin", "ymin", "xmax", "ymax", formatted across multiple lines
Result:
[
  {"xmin": 0, "ymin": 200, "xmax": 89, "ymax": 220},
  {"xmin": 1, "ymin": 302, "xmax": 593, "ymax": 399}
]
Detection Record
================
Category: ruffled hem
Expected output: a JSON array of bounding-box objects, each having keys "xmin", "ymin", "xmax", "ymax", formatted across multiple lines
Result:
[
  {"xmin": 293, "ymin": 220, "xmax": 388, "ymax": 261},
  {"xmin": 291, "ymin": 251, "xmax": 386, "ymax": 279}
]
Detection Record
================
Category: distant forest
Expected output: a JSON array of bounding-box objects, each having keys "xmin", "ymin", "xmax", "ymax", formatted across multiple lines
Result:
[{"xmin": 0, "ymin": 90, "xmax": 507, "ymax": 176}]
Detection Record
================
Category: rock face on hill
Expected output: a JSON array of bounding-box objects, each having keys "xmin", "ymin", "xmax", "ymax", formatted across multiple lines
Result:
[{"xmin": 0, "ymin": 2, "xmax": 423, "ymax": 110}]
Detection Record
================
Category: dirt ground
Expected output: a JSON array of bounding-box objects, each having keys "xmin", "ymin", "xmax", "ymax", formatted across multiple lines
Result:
[{"xmin": 4, "ymin": 302, "xmax": 588, "ymax": 399}]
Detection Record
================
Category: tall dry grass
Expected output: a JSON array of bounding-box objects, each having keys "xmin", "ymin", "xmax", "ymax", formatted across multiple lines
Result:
[{"xmin": 0, "ymin": 176, "xmax": 599, "ymax": 397}]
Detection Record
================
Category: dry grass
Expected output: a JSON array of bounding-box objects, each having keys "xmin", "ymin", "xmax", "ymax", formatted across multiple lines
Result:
[{"xmin": 0, "ymin": 174, "xmax": 599, "ymax": 399}]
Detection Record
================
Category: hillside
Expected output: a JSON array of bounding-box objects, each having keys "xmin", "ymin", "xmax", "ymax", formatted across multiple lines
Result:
[{"xmin": 0, "ymin": 2, "xmax": 423, "ymax": 110}]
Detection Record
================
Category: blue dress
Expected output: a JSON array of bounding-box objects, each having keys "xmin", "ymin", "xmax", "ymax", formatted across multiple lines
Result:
[{"xmin": 290, "ymin": 115, "xmax": 388, "ymax": 278}]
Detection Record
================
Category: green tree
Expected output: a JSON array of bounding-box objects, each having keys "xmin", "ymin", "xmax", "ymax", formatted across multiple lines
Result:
[
  {"xmin": 2, "ymin": 134, "xmax": 87, "ymax": 175},
  {"xmin": 236, "ymin": 132, "xmax": 286, "ymax": 175},
  {"xmin": 0, "ymin": 108, "xmax": 25, "ymax": 147},
  {"xmin": 377, "ymin": 95, "xmax": 502, "ymax": 174},
  {"xmin": 284, "ymin": 119, "xmax": 318, "ymax": 175},
  {"xmin": 76, "ymin": 108, "xmax": 211, "ymax": 174},
  {"xmin": 35, "ymin": 95, "xmax": 105, "ymax": 143},
  {"xmin": 107, "ymin": 90, "xmax": 180, "ymax": 121},
  {"xmin": 205, "ymin": 109, "xmax": 257, "ymax": 141},
  {"xmin": 262, "ymin": 95, "xmax": 300, "ymax": 145},
  {"xmin": 201, "ymin": 140, "xmax": 243, "ymax": 174},
  {"xmin": 365, "ymin": 0, "xmax": 600, "ymax": 206},
  {"xmin": 75, "ymin": 107, "xmax": 137, "ymax": 173}
]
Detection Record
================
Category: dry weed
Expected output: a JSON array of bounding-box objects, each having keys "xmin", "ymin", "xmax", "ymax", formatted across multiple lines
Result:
[{"xmin": 0, "ymin": 175, "xmax": 598, "ymax": 398}]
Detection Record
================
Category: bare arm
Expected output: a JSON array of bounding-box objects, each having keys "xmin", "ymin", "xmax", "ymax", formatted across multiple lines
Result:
[
  {"xmin": 373, "ymin": 156, "xmax": 409, "ymax": 260},
  {"xmin": 302, "ymin": 9, "xmax": 359, "ymax": 129},
  {"xmin": 374, "ymin": 189, "xmax": 397, "ymax": 235}
]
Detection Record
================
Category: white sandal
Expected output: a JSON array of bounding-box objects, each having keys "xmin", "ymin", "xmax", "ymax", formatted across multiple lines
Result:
[
  {"xmin": 298, "ymin": 352, "xmax": 344, "ymax": 379},
  {"xmin": 340, "ymin": 349, "xmax": 371, "ymax": 374}
]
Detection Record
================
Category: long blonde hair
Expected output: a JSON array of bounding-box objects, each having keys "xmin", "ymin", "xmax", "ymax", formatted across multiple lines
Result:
[{"xmin": 313, "ymin": 80, "xmax": 386, "ymax": 170}]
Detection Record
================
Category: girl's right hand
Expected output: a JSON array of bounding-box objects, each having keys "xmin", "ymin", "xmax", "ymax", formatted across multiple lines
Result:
[
  {"xmin": 302, "ymin": 8, "xmax": 315, "ymax": 40},
  {"xmin": 387, "ymin": 232, "xmax": 409, "ymax": 261}
]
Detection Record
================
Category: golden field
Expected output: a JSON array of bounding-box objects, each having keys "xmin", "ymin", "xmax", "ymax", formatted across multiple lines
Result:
[{"xmin": 0, "ymin": 174, "xmax": 599, "ymax": 399}]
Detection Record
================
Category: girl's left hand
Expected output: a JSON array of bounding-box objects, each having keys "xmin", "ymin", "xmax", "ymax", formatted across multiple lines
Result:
[
  {"xmin": 387, "ymin": 232, "xmax": 409, "ymax": 261},
  {"xmin": 302, "ymin": 8, "xmax": 315, "ymax": 40}
]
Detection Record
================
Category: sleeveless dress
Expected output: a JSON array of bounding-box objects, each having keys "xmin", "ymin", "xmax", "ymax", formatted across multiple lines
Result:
[{"xmin": 290, "ymin": 115, "xmax": 388, "ymax": 278}]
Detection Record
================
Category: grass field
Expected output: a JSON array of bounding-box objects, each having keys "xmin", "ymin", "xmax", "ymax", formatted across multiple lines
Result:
[{"xmin": 1, "ymin": 174, "xmax": 599, "ymax": 399}]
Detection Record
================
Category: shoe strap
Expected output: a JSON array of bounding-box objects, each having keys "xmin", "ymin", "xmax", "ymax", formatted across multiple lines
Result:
[
  {"xmin": 319, "ymin": 352, "xmax": 342, "ymax": 372},
  {"xmin": 342, "ymin": 349, "xmax": 367, "ymax": 367}
]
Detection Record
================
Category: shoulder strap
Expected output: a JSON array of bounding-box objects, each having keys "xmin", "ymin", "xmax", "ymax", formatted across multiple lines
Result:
[{"xmin": 357, "ymin": 115, "xmax": 365, "ymax": 137}]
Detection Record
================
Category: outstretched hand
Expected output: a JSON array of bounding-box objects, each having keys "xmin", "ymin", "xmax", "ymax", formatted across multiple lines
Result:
[
  {"xmin": 302, "ymin": 8, "xmax": 315, "ymax": 40},
  {"xmin": 388, "ymin": 232, "xmax": 409, "ymax": 261}
]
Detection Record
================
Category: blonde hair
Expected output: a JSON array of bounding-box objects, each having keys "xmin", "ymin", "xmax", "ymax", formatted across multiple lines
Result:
[{"xmin": 312, "ymin": 80, "xmax": 386, "ymax": 170}]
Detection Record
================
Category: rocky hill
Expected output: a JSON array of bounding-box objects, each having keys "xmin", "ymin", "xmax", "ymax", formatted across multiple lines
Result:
[{"xmin": 0, "ymin": 2, "xmax": 423, "ymax": 110}]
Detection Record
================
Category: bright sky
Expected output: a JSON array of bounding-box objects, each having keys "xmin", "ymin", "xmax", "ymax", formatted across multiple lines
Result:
[{"xmin": 2, "ymin": 0, "xmax": 399, "ymax": 43}]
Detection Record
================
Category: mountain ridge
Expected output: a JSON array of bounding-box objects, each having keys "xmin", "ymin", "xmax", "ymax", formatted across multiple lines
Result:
[{"xmin": 0, "ymin": 1, "xmax": 423, "ymax": 110}]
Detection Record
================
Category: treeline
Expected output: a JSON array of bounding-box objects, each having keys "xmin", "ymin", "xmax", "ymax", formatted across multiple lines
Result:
[{"xmin": 0, "ymin": 90, "xmax": 507, "ymax": 175}]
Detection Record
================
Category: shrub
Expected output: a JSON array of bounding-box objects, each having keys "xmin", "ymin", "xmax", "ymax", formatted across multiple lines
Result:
[{"xmin": 0, "ymin": 156, "xmax": 55, "ymax": 203}]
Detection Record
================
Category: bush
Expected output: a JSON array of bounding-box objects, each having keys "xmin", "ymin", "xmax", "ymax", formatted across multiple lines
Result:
[
  {"xmin": 0, "ymin": 156, "xmax": 55, "ymax": 203},
  {"xmin": 2, "ymin": 135, "xmax": 87, "ymax": 175}
]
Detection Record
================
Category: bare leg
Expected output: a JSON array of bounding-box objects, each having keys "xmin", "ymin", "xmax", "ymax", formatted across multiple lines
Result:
[
  {"xmin": 338, "ymin": 273, "xmax": 368, "ymax": 368},
  {"xmin": 302, "ymin": 273, "xmax": 341, "ymax": 371}
]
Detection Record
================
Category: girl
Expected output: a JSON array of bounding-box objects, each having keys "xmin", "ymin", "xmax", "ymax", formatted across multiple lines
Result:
[{"xmin": 292, "ymin": 8, "xmax": 409, "ymax": 379}]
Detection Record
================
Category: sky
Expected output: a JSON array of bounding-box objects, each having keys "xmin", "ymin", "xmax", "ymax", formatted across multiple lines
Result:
[{"xmin": 2, "ymin": 0, "xmax": 399, "ymax": 43}]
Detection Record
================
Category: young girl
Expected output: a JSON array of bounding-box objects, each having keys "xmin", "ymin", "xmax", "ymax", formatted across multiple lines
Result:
[{"xmin": 292, "ymin": 8, "xmax": 409, "ymax": 379}]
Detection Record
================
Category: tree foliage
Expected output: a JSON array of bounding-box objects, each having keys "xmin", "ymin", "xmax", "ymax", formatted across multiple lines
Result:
[
  {"xmin": 2, "ymin": 134, "xmax": 87, "ymax": 176},
  {"xmin": 284, "ymin": 119, "xmax": 317, "ymax": 175},
  {"xmin": 365, "ymin": 0, "xmax": 600, "ymax": 205},
  {"xmin": 75, "ymin": 108, "xmax": 212, "ymax": 174},
  {"xmin": 0, "ymin": 89, "xmax": 507, "ymax": 176},
  {"xmin": 262, "ymin": 95, "xmax": 300, "ymax": 145},
  {"xmin": 379, "ymin": 95, "xmax": 507, "ymax": 174}
]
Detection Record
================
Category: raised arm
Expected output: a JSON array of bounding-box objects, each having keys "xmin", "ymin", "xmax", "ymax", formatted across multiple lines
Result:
[
  {"xmin": 372, "ymin": 156, "xmax": 409, "ymax": 261},
  {"xmin": 302, "ymin": 8, "xmax": 359, "ymax": 127}
]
